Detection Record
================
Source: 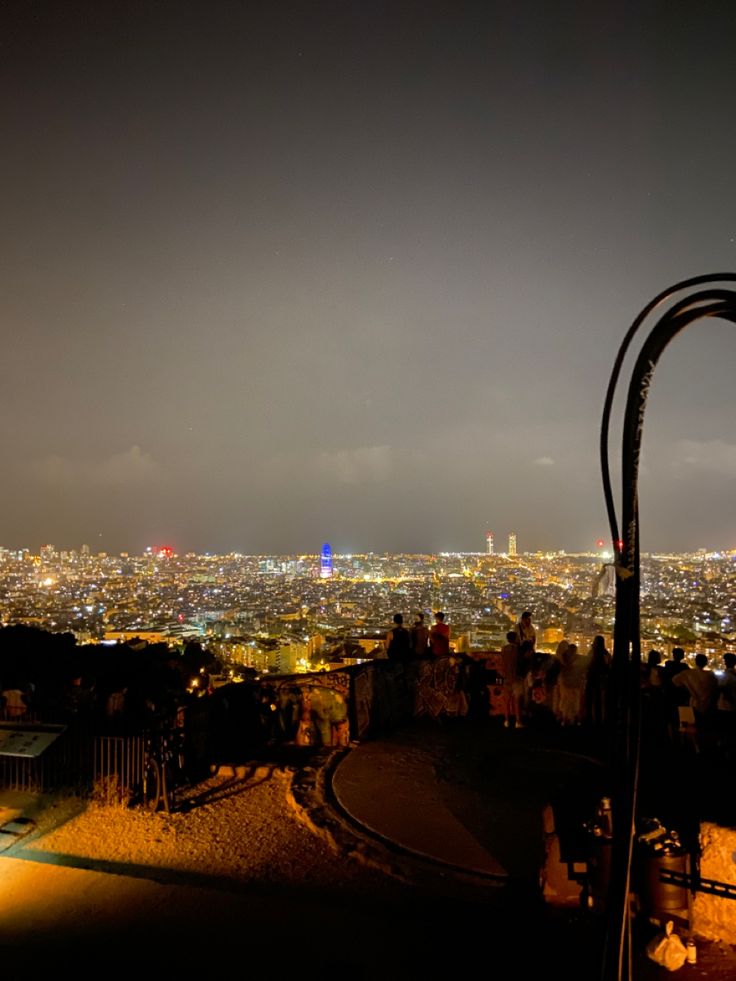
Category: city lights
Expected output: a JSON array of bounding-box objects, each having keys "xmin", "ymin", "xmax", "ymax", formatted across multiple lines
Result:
[{"xmin": 1, "ymin": 544, "xmax": 734, "ymax": 672}]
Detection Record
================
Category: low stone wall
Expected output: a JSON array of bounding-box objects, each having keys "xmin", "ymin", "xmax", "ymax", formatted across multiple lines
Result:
[
  {"xmin": 243, "ymin": 656, "xmax": 467, "ymax": 750},
  {"xmin": 693, "ymin": 822, "xmax": 736, "ymax": 943}
]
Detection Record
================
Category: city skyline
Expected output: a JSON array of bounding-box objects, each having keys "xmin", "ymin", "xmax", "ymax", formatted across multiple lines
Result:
[
  {"xmin": 2, "ymin": 2, "xmax": 736, "ymax": 555},
  {"xmin": 3, "ymin": 546, "xmax": 733, "ymax": 668},
  {"xmin": 5, "ymin": 537, "xmax": 735, "ymax": 560}
]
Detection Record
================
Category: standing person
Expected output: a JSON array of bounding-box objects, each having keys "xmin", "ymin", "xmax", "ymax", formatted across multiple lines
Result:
[
  {"xmin": 410, "ymin": 613, "xmax": 430, "ymax": 659},
  {"xmin": 527, "ymin": 648, "xmax": 555, "ymax": 725},
  {"xmin": 386, "ymin": 614, "xmax": 411, "ymax": 662},
  {"xmin": 557, "ymin": 643, "xmax": 585, "ymax": 726},
  {"xmin": 514, "ymin": 611, "xmax": 536, "ymax": 651},
  {"xmin": 661, "ymin": 647, "xmax": 690, "ymax": 743},
  {"xmin": 1, "ymin": 683, "xmax": 27, "ymax": 720},
  {"xmin": 672, "ymin": 652, "xmax": 719, "ymax": 752},
  {"xmin": 661, "ymin": 646, "xmax": 689, "ymax": 686},
  {"xmin": 498, "ymin": 631, "xmax": 520, "ymax": 727},
  {"xmin": 641, "ymin": 650, "xmax": 664, "ymax": 688},
  {"xmin": 717, "ymin": 652, "xmax": 736, "ymax": 760},
  {"xmin": 583, "ymin": 635, "xmax": 611, "ymax": 726},
  {"xmin": 641, "ymin": 649, "xmax": 666, "ymax": 743},
  {"xmin": 429, "ymin": 612, "xmax": 451, "ymax": 657},
  {"xmin": 550, "ymin": 640, "xmax": 570, "ymax": 719},
  {"xmin": 513, "ymin": 639, "xmax": 535, "ymax": 727}
]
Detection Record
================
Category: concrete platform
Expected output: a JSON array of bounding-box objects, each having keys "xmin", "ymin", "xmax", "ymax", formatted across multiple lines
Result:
[
  {"xmin": 332, "ymin": 736, "xmax": 507, "ymax": 877},
  {"xmin": 330, "ymin": 717, "xmax": 607, "ymax": 887}
]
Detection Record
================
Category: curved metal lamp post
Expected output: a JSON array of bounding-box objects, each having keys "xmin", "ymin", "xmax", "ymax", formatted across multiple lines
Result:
[{"xmin": 599, "ymin": 273, "xmax": 736, "ymax": 981}]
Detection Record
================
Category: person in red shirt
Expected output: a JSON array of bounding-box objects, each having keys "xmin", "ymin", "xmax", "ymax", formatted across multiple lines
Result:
[{"xmin": 429, "ymin": 611, "xmax": 450, "ymax": 657}]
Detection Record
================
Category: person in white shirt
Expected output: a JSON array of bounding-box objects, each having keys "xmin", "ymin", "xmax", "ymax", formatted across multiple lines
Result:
[
  {"xmin": 672, "ymin": 653, "xmax": 719, "ymax": 751},
  {"xmin": 514, "ymin": 611, "xmax": 536, "ymax": 650}
]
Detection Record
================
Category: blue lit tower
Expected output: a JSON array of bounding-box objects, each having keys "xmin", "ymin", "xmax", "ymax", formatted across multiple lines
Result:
[{"xmin": 320, "ymin": 542, "xmax": 333, "ymax": 579}]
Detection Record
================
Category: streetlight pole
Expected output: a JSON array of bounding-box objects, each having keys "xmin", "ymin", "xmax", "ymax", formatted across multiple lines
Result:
[{"xmin": 599, "ymin": 273, "xmax": 736, "ymax": 981}]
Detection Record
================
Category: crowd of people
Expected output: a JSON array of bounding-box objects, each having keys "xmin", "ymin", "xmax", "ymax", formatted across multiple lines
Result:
[
  {"xmin": 639, "ymin": 646, "xmax": 736, "ymax": 757},
  {"xmin": 384, "ymin": 610, "xmax": 451, "ymax": 660},
  {"xmin": 382, "ymin": 609, "xmax": 736, "ymax": 759},
  {"xmin": 491, "ymin": 613, "xmax": 616, "ymax": 730},
  {"xmin": 492, "ymin": 619, "xmax": 736, "ymax": 760}
]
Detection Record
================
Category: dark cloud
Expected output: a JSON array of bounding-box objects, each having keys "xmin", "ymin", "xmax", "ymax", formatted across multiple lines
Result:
[{"xmin": 2, "ymin": 1, "xmax": 736, "ymax": 554}]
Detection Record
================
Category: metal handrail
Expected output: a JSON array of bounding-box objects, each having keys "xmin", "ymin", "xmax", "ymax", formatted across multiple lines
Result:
[{"xmin": 599, "ymin": 274, "xmax": 736, "ymax": 981}]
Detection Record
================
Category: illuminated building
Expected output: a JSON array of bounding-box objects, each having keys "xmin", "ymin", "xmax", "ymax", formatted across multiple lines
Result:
[
  {"xmin": 320, "ymin": 543, "xmax": 333, "ymax": 579},
  {"xmin": 40, "ymin": 544, "xmax": 56, "ymax": 563},
  {"xmin": 509, "ymin": 533, "xmax": 517, "ymax": 557},
  {"xmin": 486, "ymin": 531, "xmax": 494, "ymax": 555}
]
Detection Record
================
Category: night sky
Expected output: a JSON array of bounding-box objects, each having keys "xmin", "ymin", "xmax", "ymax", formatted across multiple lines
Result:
[{"xmin": 2, "ymin": 1, "xmax": 736, "ymax": 556}]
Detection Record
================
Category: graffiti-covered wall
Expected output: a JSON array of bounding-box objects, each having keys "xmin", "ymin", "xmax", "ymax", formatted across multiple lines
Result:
[{"xmin": 210, "ymin": 653, "xmax": 502, "ymax": 760}]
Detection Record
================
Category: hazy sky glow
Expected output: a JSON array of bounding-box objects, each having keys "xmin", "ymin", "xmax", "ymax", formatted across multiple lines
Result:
[{"xmin": 2, "ymin": 1, "xmax": 736, "ymax": 555}]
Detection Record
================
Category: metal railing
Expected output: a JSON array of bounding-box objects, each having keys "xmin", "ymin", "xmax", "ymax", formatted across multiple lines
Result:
[
  {"xmin": 599, "ymin": 273, "xmax": 736, "ymax": 981},
  {"xmin": 92, "ymin": 734, "xmax": 146, "ymax": 803}
]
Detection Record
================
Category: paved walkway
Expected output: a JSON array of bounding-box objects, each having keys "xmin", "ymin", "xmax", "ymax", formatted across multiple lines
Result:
[
  {"xmin": 328, "ymin": 717, "xmax": 736, "ymax": 980},
  {"xmin": 332, "ymin": 716, "xmax": 608, "ymax": 886}
]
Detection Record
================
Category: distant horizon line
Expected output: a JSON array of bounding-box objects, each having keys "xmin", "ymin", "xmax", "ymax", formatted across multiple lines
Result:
[{"xmin": 3, "ymin": 544, "xmax": 735, "ymax": 560}]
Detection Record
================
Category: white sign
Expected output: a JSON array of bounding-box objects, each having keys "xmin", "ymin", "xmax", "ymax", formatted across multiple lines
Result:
[{"xmin": 0, "ymin": 725, "xmax": 66, "ymax": 759}]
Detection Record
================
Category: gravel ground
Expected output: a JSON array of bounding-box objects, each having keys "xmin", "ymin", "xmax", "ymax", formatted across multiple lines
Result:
[
  {"xmin": 21, "ymin": 764, "xmax": 404, "ymax": 894},
  {"xmin": 5, "ymin": 746, "xmax": 736, "ymax": 980}
]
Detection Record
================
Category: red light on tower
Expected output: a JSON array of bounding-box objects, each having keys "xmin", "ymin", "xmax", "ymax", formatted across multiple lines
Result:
[{"xmin": 596, "ymin": 539, "xmax": 605, "ymax": 549}]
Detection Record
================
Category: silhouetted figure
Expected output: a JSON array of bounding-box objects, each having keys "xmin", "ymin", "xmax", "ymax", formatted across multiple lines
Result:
[
  {"xmin": 672, "ymin": 652, "xmax": 719, "ymax": 753},
  {"xmin": 1, "ymin": 683, "xmax": 27, "ymax": 720},
  {"xmin": 498, "ymin": 631, "xmax": 520, "ymax": 727},
  {"xmin": 429, "ymin": 612, "xmax": 450, "ymax": 657},
  {"xmin": 527, "ymin": 649, "xmax": 555, "ymax": 726},
  {"xmin": 641, "ymin": 649, "xmax": 663, "ymax": 688},
  {"xmin": 557, "ymin": 643, "xmax": 584, "ymax": 726},
  {"xmin": 547, "ymin": 640, "xmax": 570, "ymax": 722},
  {"xmin": 514, "ymin": 639, "xmax": 535, "ymax": 727},
  {"xmin": 641, "ymin": 650, "xmax": 667, "ymax": 746},
  {"xmin": 661, "ymin": 647, "xmax": 690, "ymax": 743},
  {"xmin": 409, "ymin": 613, "xmax": 430, "ymax": 659},
  {"xmin": 661, "ymin": 646, "xmax": 689, "ymax": 685},
  {"xmin": 717, "ymin": 651, "xmax": 736, "ymax": 760},
  {"xmin": 583, "ymin": 636, "xmax": 611, "ymax": 727},
  {"xmin": 104, "ymin": 686, "xmax": 128, "ymax": 731},
  {"xmin": 514, "ymin": 610, "xmax": 536, "ymax": 651},
  {"xmin": 63, "ymin": 675, "xmax": 95, "ymax": 720},
  {"xmin": 386, "ymin": 614, "xmax": 411, "ymax": 662}
]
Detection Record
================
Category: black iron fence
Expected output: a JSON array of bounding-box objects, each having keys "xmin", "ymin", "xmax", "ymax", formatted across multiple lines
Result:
[
  {"xmin": 92, "ymin": 734, "xmax": 146, "ymax": 803},
  {"xmin": 0, "ymin": 721, "xmax": 85, "ymax": 794},
  {"xmin": 0, "ymin": 657, "xmax": 471, "ymax": 801},
  {"xmin": 0, "ymin": 722, "xmax": 147, "ymax": 801}
]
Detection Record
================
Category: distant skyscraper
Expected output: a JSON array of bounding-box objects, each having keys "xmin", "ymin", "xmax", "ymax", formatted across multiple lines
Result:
[
  {"xmin": 592, "ymin": 563, "xmax": 616, "ymax": 598},
  {"xmin": 320, "ymin": 542, "xmax": 333, "ymax": 579},
  {"xmin": 508, "ymin": 532, "xmax": 517, "ymax": 557},
  {"xmin": 486, "ymin": 531, "xmax": 494, "ymax": 555}
]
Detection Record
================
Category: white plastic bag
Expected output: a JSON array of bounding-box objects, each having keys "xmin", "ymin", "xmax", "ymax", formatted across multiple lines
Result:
[{"xmin": 645, "ymin": 920, "xmax": 688, "ymax": 971}]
